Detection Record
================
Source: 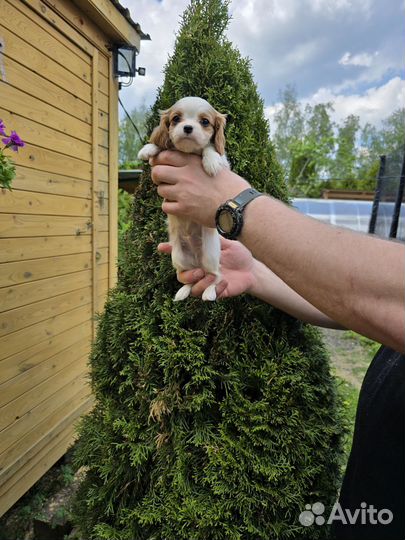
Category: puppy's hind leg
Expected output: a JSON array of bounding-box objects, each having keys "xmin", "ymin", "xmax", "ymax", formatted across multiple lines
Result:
[
  {"xmin": 171, "ymin": 234, "xmax": 193, "ymax": 302},
  {"xmin": 201, "ymin": 227, "xmax": 221, "ymax": 301}
]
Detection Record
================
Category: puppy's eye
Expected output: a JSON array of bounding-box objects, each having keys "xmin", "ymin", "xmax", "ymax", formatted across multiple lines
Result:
[
  {"xmin": 172, "ymin": 115, "xmax": 181, "ymax": 124},
  {"xmin": 200, "ymin": 118, "xmax": 210, "ymax": 127}
]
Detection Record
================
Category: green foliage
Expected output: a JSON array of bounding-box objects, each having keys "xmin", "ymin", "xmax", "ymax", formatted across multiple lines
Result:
[
  {"xmin": 0, "ymin": 152, "xmax": 16, "ymax": 191},
  {"xmin": 72, "ymin": 1, "xmax": 346, "ymax": 539},
  {"xmin": 272, "ymin": 86, "xmax": 405, "ymax": 197},
  {"xmin": 119, "ymin": 104, "xmax": 148, "ymax": 166},
  {"xmin": 118, "ymin": 188, "xmax": 134, "ymax": 268}
]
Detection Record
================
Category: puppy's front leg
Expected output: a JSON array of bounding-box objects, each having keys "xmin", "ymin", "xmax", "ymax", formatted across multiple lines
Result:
[
  {"xmin": 202, "ymin": 145, "xmax": 230, "ymax": 176},
  {"xmin": 137, "ymin": 143, "xmax": 161, "ymax": 161}
]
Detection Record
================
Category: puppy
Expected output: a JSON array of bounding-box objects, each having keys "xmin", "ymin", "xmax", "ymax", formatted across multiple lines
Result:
[{"xmin": 138, "ymin": 96, "xmax": 230, "ymax": 301}]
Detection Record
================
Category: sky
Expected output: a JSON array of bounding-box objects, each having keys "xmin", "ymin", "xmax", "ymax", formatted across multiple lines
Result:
[{"xmin": 119, "ymin": 0, "xmax": 405, "ymax": 132}]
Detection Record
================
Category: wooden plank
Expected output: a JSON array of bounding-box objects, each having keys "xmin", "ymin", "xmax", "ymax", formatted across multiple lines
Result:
[
  {"xmin": 0, "ymin": 369, "xmax": 89, "ymax": 457},
  {"xmin": 0, "ymin": 83, "xmax": 92, "ymax": 143},
  {"xmin": 0, "ymin": 189, "xmax": 91, "ymax": 218},
  {"xmin": 41, "ymin": 0, "xmax": 114, "ymax": 51},
  {"xmin": 10, "ymin": 0, "xmax": 92, "ymax": 65},
  {"xmin": 98, "ymin": 87, "xmax": 109, "ymax": 113},
  {"xmin": 99, "ymin": 127, "xmax": 109, "ymax": 149},
  {"xmin": 109, "ymin": 56, "xmax": 119, "ymax": 289},
  {"xmin": 0, "ymin": 352, "xmax": 88, "ymax": 432},
  {"xmin": 0, "ymin": 422, "xmax": 78, "ymax": 515},
  {"xmin": 0, "ymin": 235, "xmax": 92, "ymax": 264},
  {"xmin": 0, "ymin": 252, "xmax": 92, "ymax": 289},
  {"xmin": 91, "ymin": 49, "xmax": 99, "ymax": 342},
  {"xmin": 99, "ymin": 163, "xmax": 109, "ymax": 183},
  {"xmin": 99, "ymin": 145, "xmax": 109, "ymax": 166},
  {"xmin": 0, "ymin": 387, "xmax": 92, "ymax": 516},
  {"xmin": 98, "ymin": 72, "xmax": 109, "ymax": 97},
  {"xmin": 10, "ymin": 166, "xmax": 92, "ymax": 200},
  {"xmin": 21, "ymin": 0, "xmax": 96, "ymax": 56},
  {"xmin": 10, "ymin": 143, "xmax": 92, "ymax": 182},
  {"xmin": 0, "ymin": 24, "xmax": 91, "ymax": 105},
  {"xmin": 99, "ymin": 109, "xmax": 108, "ymax": 131},
  {"xmin": 0, "ymin": 387, "xmax": 90, "ymax": 493},
  {"xmin": 3, "ymin": 0, "xmax": 92, "ymax": 82},
  {"xmin": 0, "ymin": 109, "xmax": 91, "ymax": 164},
  {"xmin": 0, "ymin": 318, "xmax": 92, "ymax": 384},
  {"xmin": 0, "ymin": 302, "xmax": 92, "ymax": 361},
  {"xmin": 0, "ymin": 286, "xmax": 91, "ymax": 337},
  {"xmin": 0, "ymin": 214, "xmax": 92, "ymax": 238},
  {"xmin": 99, "ymin": 214, "xmax": 108, "ymax": 232},
  {"xmin": 1, "ymin": 55, "xmax": 91, "ymax": 124},
  {"xmin": 96, "ymin": 231, "xmax": 109, "ymax": 250},
  {"xmin": 0, "ymin": 336, "xmax": 90, "ymax": 408},
  {"xmin": 72, "ymin": 0, "xmax": 141, "ymax": 48}
]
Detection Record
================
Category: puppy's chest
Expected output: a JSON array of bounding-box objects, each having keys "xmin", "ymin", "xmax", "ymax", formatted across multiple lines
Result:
[{"xmin": 169, "ymin": 217, "xmax": 204, "ymax": 267}]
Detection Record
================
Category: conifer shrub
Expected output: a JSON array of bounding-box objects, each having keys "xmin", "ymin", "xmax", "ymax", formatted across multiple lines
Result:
[{"xmin": 72, "ymin": 1, "xmax": 346, "ymax": 538}]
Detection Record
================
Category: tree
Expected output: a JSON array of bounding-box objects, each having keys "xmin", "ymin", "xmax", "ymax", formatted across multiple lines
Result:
[
  {"xmin": 330, "ymin": 114, "xmax": 360, "ymax": 186},
  {"xmin": 288, "ymin": 103, "xmax": 336, "ymax": 197},
  {"xmin": 119, "ymin": 104, "xmax": 148, "ymax": 166},
  {"xmin": 272, "ymin": 85, "xmax": 304, "ymax": 176},
  {"xmin": 72, "ymin": 2, "xmax": 345, "ymax": 539}
]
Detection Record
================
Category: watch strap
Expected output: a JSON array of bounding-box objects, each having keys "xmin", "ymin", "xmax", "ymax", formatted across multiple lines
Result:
[{"xmin": 231, "ymin": 188, "xmax": 262, "ymax": 210}]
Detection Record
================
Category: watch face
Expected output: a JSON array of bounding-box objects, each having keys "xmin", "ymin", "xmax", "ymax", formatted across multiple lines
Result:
[{"xmin": 218, "ymin": 209, "xmax": 234, "ymax": 233}]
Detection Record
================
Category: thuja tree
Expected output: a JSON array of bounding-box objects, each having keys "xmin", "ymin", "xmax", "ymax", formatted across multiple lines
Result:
[{"xmin": 72, "ymin": 1, "xmax": 345, "ymax": 538}]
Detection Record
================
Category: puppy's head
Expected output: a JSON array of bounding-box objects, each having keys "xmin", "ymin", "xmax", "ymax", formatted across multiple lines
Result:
[{"xmin": 150, "ymin": 97, "xmax": 227, "ymax": 155}]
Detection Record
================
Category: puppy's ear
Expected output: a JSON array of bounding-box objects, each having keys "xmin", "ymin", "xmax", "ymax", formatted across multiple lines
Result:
[
  {"xmin": 150, "ymin": 108, "xmax": 172, "ymax": 150},
  {"xmin": 213, "ymin": 112, "xmax": 227, "ymax": 155}
]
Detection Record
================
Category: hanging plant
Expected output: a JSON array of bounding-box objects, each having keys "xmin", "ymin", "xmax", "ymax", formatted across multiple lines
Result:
[{"xmin": 0, "ymin": 119, "xmax": 25, "ymax": 191}]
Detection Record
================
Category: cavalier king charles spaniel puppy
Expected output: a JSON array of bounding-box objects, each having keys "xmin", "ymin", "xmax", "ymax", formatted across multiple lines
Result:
[{"xmin": 138, "ymin": 96, "xmax": 229, "ymax": 301}]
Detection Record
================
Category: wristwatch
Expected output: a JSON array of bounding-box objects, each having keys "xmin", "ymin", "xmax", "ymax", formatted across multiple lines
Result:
[{"xmin": 215, "ymin": 188, "xmax": 263, "ymax": 240}]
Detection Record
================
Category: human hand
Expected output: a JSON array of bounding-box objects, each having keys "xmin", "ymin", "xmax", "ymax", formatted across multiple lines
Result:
[
  {"xmin": 150, "ymin": 151, "xmax": 250, "ymax": 228},
  {"xmin": 158, "ymin": 236, "xmax": 257, "ymax": 299}
]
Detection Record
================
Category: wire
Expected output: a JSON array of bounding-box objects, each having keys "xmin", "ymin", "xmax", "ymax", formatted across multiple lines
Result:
[{"xmin": 118, "ymin": 96, "xmax": 144, "ymax": 143}]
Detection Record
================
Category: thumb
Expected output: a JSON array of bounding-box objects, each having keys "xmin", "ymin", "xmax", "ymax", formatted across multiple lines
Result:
[{"xmin": 158, "ymin": 242, "xmax": 172, "ymax": 254}]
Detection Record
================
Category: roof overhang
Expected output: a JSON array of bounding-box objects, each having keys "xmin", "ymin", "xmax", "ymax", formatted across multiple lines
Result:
[{"xmin": 72, "ymin": 0, "xmax": 150, "ymax": 50}]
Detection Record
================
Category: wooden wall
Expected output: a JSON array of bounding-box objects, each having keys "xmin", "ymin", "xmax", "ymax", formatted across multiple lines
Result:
[{"xmin": 0, "ymin": 0, "xmax": 119, "ymax": 515}]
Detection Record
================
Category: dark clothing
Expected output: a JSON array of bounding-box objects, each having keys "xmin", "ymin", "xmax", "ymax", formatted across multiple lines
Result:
[{"xmin": 333, "ymin": 345, "xmax": 405, "ymax": 539}]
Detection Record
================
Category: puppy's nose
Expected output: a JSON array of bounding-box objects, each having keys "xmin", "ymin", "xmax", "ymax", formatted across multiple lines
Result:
[{"xmin": 183, "ymin": 125, "xmax": 193, "ymax": 134}]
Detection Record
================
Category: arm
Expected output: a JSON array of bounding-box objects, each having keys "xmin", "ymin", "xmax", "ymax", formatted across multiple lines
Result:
[
  {"xmin": 240, "ymin": 196, "xmax": 404, "ymax": 352},
  {"xmin": 249, "ymin": 258, "xmax": 344, "ymax": 329},
  {"xmin": 158, "ymin": 239, "xmax": 344, "ymax": 329},
  {"xmin": 151, "ymin": 151, "xmax": 405, "ymax": 353}
]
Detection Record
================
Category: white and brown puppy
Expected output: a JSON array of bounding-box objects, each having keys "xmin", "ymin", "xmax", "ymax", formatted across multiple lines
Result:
[{"xmin": 138, "ymin": 96, "xmax": 229, "ymax": 301}]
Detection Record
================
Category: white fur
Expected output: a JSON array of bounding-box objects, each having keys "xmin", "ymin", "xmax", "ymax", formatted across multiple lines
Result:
[{"xmin": 138, "ymin": 96, "xmax": 229, "ymax": 301}]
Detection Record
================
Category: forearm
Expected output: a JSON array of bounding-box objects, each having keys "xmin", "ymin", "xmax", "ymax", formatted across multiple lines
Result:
[
  {"xmin": 249, "ymin": 259, "xmax": 344, "ymax": 329},
  {"xmin": 240, "ymin": 196, "xmax": 405, "ymax": 352}
]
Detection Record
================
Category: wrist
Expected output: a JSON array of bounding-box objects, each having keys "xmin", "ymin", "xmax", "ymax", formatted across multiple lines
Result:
[{"xmin": 246, "ymin": 258, "xmax": 268, "ymax": 296}]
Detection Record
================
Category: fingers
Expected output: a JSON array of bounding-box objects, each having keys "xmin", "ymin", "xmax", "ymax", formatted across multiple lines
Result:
[
  {"xmin": 157, "ymin": 242, "xmax": 172, "ymax": 254},
  {"xmin": 177, "ymin": 268, "xmax": 205, "ymax": 284},
  {"xmin": 161, "ymin": 200, "xmax": 182, "ymax": 216},
  {"xmin": 151, "ymin": 164, "xmax": 178, "ymax": 186},
  {"xmin": 150, "ymin": 150, "xmax": 189, "ymax": 168}
]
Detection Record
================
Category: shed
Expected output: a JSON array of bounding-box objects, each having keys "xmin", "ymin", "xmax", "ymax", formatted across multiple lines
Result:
[{"xmin": 0, "ymin": 0, "xmax": 148, "ymax": 515}]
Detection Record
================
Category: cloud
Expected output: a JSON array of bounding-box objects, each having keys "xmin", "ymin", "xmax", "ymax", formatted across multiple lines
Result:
[
  {"xmin": 266, "ymin": 76, "xmax": 405, "ymax": 131},
  {"xmin": 338, "ymin": 51, "xmax": 378, "ymax": 67},
  {"xmin": 120, "ymin": 0, "xmax": 404, "ymax": 131}
]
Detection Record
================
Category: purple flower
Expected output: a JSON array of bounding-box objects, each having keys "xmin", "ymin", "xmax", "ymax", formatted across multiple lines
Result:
[
  {"xmin": 0, "ymin": 120, "xmax": 6, "ymax": 137},
  {"xmin": 2, "ymin": 130, "xmax": 25, "ymax": 152}
]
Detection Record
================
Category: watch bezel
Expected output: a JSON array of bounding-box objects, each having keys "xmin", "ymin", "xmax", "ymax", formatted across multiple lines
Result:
[{"xmin": 215, "ymin": 203, "xmax": 243, "ymax": 240}]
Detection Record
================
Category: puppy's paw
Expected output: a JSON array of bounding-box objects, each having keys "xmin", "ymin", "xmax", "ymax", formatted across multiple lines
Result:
[
  {"xmin": 174, "ymin": 284, "xmax": 192, "ymax": 301},
  {"xmin": 202, "ymin": 152, "xmax": 224, "ymax": 177},
  {"xmin": 202, "ymin": 283, "xmax": 217, "ymax": 301},
  {"xmin": 138, "ymin": 143, "xmax": 160, "ymax": 161}
]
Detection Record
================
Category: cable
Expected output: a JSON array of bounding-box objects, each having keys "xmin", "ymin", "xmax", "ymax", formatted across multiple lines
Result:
[{"xmin": 118, "ymin": 96, "xmax": 144, "ymax": 143}]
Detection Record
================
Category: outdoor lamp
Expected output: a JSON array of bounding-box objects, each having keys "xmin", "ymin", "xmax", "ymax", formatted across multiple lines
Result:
[{"xmin": 112, "ymin": 45, "xmax": 146, "ymax": 78}]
